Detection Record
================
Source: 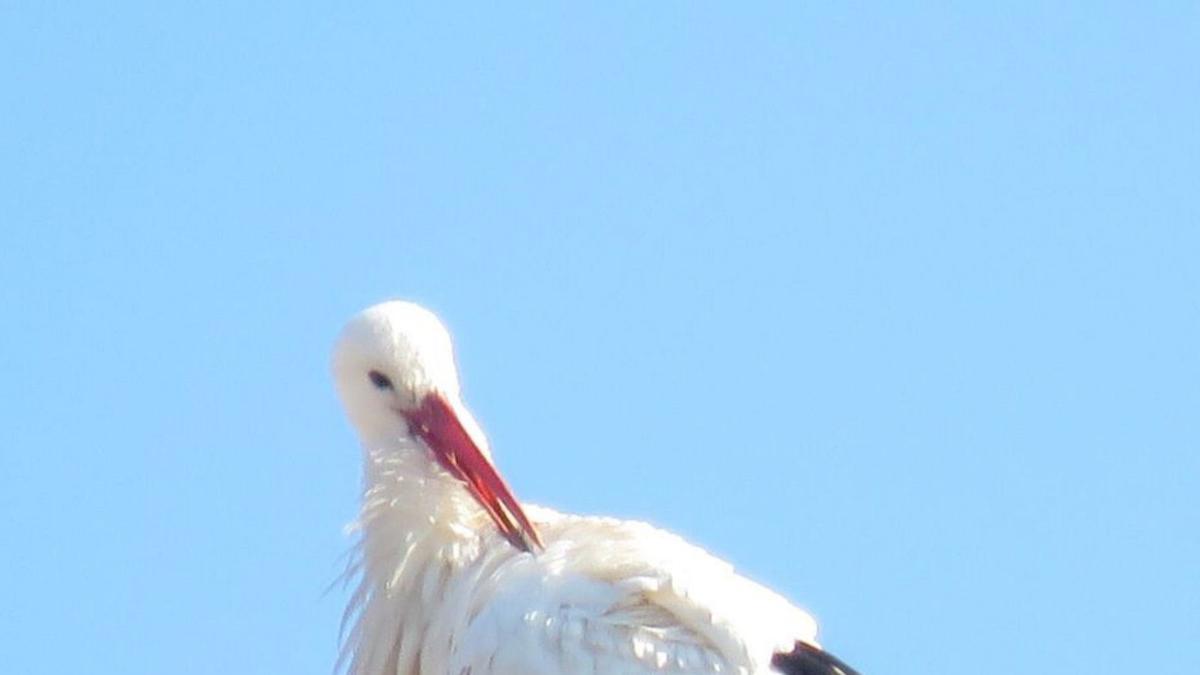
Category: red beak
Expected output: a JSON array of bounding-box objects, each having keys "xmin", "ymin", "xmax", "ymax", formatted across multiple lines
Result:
[{"xmin": 400, "ymin": 393, "xmax": 543, "ymax": 553}]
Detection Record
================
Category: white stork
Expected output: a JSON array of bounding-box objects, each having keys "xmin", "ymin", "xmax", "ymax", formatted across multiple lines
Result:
[{"xmin": 331, "ymin": 301, "xmax": 860, "ymax": 675}]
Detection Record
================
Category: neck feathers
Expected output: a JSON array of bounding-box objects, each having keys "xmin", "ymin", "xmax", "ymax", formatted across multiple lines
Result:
[{"xmin": 339, "ymin": 442, "xmax": 483, "ymax": 675}]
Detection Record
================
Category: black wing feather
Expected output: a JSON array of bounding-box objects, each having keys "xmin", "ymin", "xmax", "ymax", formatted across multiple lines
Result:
[{"xmin": 771, "ymin": 641, "xmax": 861, "ymax": 675}]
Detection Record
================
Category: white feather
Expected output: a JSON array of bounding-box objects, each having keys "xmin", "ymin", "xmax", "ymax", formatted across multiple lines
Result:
[{"xmin": 340, "ymin": 443, "xmax": 817, "ymax": 675}]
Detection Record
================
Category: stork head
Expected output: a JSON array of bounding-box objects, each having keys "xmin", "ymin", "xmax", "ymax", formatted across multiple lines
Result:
[{"xmin": 332, "ymin": 300, "xmax": 542, "ymax": 553}]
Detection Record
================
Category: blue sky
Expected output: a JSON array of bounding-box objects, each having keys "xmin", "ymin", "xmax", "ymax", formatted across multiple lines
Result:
[{"xmin": 2, "ymin": 3, "xmax": 1197, "ymax": 674}]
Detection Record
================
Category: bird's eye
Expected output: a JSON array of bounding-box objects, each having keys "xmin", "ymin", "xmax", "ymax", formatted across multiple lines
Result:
[{"xmin": 368, "ymin": 370, "xmax": 394, "ymax": 390}]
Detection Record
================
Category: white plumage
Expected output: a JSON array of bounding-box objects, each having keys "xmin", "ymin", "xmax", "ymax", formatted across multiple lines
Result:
[{"xmin": 331, "ymin": 301, "xmax": 851, "ymax": 675}]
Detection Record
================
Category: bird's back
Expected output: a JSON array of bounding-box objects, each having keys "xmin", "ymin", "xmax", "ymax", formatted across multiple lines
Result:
[{"xmin": 441, "ymin": 507, "xmax": 821, "ymax": 675}]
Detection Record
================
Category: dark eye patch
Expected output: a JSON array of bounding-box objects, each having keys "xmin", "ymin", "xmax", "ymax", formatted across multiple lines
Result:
[{"xmin": 368, "ymin": 370, "xmax": 394, "ymax": 390}]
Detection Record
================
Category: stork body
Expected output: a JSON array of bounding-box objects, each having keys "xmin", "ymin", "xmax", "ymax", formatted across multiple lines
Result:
[{"xmin": 332, "ymin": 301, "xmax": 858, "ymax": 675}]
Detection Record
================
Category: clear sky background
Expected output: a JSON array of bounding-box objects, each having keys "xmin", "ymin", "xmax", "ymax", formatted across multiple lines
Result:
[{"xmin": 2, "ymin": 4, "xmax": 1197, "ymax": 674}]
